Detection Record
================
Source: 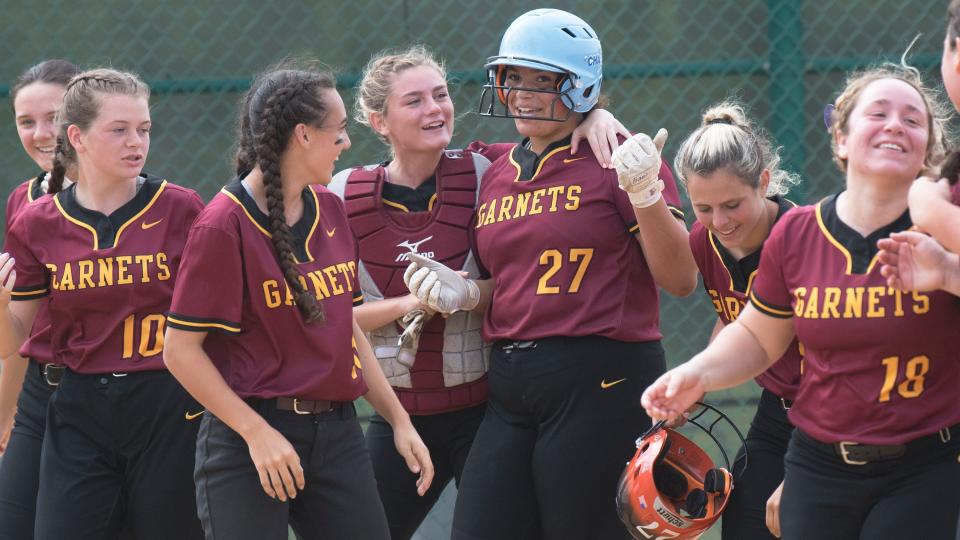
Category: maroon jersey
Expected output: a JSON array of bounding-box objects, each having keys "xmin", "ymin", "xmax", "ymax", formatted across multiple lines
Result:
[
  {"xmin": 330, "ymin": 150, "xmax": 490, "ymax": 414},
  {"xmin": 6, "ymin": 175, "xmax": 203, "ymax": 373},
  {"xmin": 750, "ymin": 194, "xmax": 960, "ymax": 444},
  {"xmin": 950, "ymin": 180, "xmax": 960, "ymax": 206},
  {"xmin": 473, "ymin": 136, "xmax": 684, "ymax": 342},
  {"xmin": 167, "ymin": 180, "xmax": 366, "ymax": 401},
  {"xmin": 4, "ymin": 174, "xmax": 55, "ymax": 365},
  {"xmin": 690, "ymin": 196, "xmax": 802, "ymax": 400}
]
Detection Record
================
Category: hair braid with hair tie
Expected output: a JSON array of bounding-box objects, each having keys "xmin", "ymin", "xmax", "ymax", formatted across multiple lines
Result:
[
  {"xmin": 255, "ymin": 80, "xmax": 325, "ymax": 323},
  {"xmin": 47, "ymin": 135, "xmax": 70, "ymax": 194}
]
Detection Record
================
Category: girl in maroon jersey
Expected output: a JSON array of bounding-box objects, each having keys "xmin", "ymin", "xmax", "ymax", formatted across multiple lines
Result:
[
  {"xmin": 673, "ymin": 102, "xmax": 801, "ymax": 539},
  {"xmin": 330, "ymin": 45, "xmax": 632, "ymax": 540},
  {"xmin": 163, "ymin": 66, "xmax": 433, "ymax": 540},
  {"xmin": 644, "ymin": 63, "xmax": 959, "ymax": 539},
  {"xmin": 404, "ymin": 9, "xmax": 697, "ymax": 539},
  {"xmin": 0, "ymin": 59, "xmax": 80, "ymax": 539},
  {"xmin": 0, "ymin": 68, "xmax": 205, "ymax": 539}
]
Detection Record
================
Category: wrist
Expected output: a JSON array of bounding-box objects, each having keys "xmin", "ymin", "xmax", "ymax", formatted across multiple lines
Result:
[
  {"xmin": 626, "ymin": 179, "xmax": 665, "ymax": 208},
  {"xmin": 463, "ymin": 279, "xmax": 480, "ymax": 311}
]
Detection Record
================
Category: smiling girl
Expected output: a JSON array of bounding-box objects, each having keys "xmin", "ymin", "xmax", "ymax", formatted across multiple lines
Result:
[{"xmin": 643, "ymin": 64, "xmax": 959, "ymax": 539}]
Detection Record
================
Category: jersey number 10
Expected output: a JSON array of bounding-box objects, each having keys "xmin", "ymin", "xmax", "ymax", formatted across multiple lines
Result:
[{"xmin": 122, "ymin": 313, "xmax": 166, "ymax": 359}]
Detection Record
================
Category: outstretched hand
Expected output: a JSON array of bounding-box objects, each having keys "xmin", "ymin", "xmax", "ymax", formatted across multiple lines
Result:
[
  {"xmin": 877, "ymin": 231, "xmax": 949, "ymax": 292},
  {"xmin": 641, "ymin": 364, "xmax": 706, "ymax": 422},
  {"xmin": 612, "ymin": 129, "xmax": 668, "ymax": 208}
]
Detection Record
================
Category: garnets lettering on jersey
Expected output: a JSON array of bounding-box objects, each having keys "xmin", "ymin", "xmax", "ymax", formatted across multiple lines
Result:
[
  {"xmin": 5, "ymin": 175, "xmax": 204, "ymax": 373},
  {"xmin": 749, "ymin": 194, "xmax": 960, "ymax": 445},
  {"xmin": 167, "ymin": 179, "xmax": 365, "ymax": 401},
  {"xmin": 689, "ymin": 196, "xmax": 801, "ymax": 400},
  {"xmin": 473, "ymin": 136, "xmax": 683, "ymax": 342}
]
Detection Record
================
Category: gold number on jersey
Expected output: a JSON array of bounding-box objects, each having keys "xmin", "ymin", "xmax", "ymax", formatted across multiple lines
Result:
[
  {"xmin": 878, "ymin": 355, "xmax": 929, "ymax": 402},
  {"xmin": 536, "ymin": 248, "xmax": 594, "ymax": 295},
  {"xmin": 122, "ymin": 313, "xmax": 167, "ymax": 359}
]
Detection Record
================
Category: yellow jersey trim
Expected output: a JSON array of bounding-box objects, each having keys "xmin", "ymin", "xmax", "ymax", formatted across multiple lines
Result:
[
  {"xmin": 510, "ymin": 144, "xmax": 571, "ymax": 182},
  {"xmin": 814, "ymin": 201, "xmax": 880, "ymax": 275},
  {"xmin": 53, "ymin": 196, "xmax": 99, "ymax": 250},
  {"xmin": 114, "ymin": 180, "xmax": 168, "ymax": 247},
  {"xmin": 221, "ymin": 188, "xmax": 272, "ymax": 237},
  {"xmin": 26, "ymin": 178, "xmax": 37, "ymax": 203},
  {"xmin": 166, "ymin": 315, "xmax": 241, "ymax": 334},
  {"xmin": 11, "ymin": 288, "xmax": 47, "ymax": 297},
  {"xmin": 427, "ymin": 193, "xmax": 438, "ymax": 212},
  {"xmin": 382, "ymin": 199, "xmax": 409, "ymax": 213},
  {"xmin": 748, "ymin": 290, "xmax": 793, "ymax": 317},
  {"xmin": 302, "ymin": 188, "xmax": 320, "ymax": 263},
  {"xmin": 707, "ymin": 231, "xmax": 735, "ymax": 292}
]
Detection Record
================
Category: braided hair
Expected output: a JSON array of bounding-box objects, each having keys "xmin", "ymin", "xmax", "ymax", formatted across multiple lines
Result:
[
  {"xmin": 243, "ymin": 69, "xmax": 336, "ymax": 323},
  {"xmin": 48, "ymin": 69, "xmax": 150, "ymax": 194}
]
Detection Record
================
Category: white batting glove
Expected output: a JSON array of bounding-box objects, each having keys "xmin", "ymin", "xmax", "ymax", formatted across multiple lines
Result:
[
  {"xmin": 403, "ymin": 253, "xmax": 480, "ymax": 314},
  {"xmin": 612, "ymin": 128, "xmax": 668, "ymax": 208}
]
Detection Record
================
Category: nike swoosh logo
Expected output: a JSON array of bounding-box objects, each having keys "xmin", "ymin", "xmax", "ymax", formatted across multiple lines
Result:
[
  {"xmin": 563, "ymin": 157, "xmax": 587, "ymax": 164},
  {"xmin": 141, "ymin": 219, "xmax": 163, "ymax": 230},
  {"xmin": 600, "ymin": 378, "xmax": 627, "ymax": 389},
  {"xmin": 326, "ymin": 228, "xmax": 336, "ymax": 237},
  {"xmin": 184, "ymin": 410, "xmax": 205, "ymax": 420}
]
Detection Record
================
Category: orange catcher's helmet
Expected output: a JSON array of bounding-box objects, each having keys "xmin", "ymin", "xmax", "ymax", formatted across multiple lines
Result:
[{"xmin": 616, "ymin": 403, "xmax": 747, "ymax": 540}]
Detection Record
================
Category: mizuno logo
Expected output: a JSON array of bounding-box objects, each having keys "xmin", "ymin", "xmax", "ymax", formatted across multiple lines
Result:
[
  {"xmin": 563, "ymin": 157, "xmax": 587, "ymax": 164},
  {"xmin": 326, "ymin": 227, "xmax": 336, "ymax": 237},
  {"xmin": 600, "ymin": 378, "xmax": 626, "ymax": 389},
  {"xmin": 397, "ymin": 236, "xmax": 433, "ymax": 253},
  {"xmin": 395, "ymin": 236, "xmax": 436, "ymax": 262},
  {"xmin": 141, "ymin": 219, "xmax": 163, "ymax": 230},
  {"xmin": 184, "ymin": 410, "xmax": 205, "ymax": 421}
]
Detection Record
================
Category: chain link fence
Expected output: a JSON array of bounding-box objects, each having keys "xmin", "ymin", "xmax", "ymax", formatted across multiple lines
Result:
[{"xmin": 0, "ymin": 1, "xmax": 950, "ymax": 538}]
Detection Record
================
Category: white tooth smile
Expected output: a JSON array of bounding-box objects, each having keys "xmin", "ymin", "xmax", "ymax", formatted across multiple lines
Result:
[{"xmin": 878, "ymin": 143, "xmax": 904, "ymax": 152}]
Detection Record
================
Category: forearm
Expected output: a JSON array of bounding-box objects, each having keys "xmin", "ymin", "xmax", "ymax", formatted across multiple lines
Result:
[
  {"xmin": 163, "ymin": 331, "xmax": 268, "ymax": 439},
  {"xmin": 634, "ymin": 201, "xmax": 697, "ymax": 296},
  {"xmin": 472, "ymin": 278, "xmax": 494, "ymax": 315},
  {"xmin": 707, "ymin": 317, "xmax": 725, "ymax": 344},
  {"xmin": 0, "ymin": 354, "xmax": 28, "ymax": 418},
  {"xmin": 354, "ymin": 295, "xmax": 419, "ymax": 333},
  {"xmin": 911, "ymin": 194, "xmax": 960, "ymax": 254},
  {"xmin": 353, "ymin": 318, "xmax": 411, "ymax": 429},
  {"xmin": 0, "ymin": 302, "xmax": 36, "ymax": 359},
  {"xmin": 689, "ymin": 321, "xmax": 776, "ymax": 392}
]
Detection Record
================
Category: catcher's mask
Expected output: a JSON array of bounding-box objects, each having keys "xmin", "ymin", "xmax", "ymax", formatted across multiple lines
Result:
[{"xmin": 616, "ymin": 402, "xmax": 747, "ymax": 540}]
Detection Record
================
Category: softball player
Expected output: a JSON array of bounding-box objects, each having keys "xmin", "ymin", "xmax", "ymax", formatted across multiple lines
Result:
[
  {"xmin": 643, "ymin": 64, "xmax": 960, "ymax": 539},
  {"xmin": 328, "ymin": 45, "xmax": 630, "ymax": 539},
  {"xmin": 0, "ymin": 68, "xmax": 205, "ymax": 539},
  {"xmin": 674, "ymin": 101, "xmax": 802, "ymax": 539},
  {"xmin": 0, "ymin": 59, "xmax": 80, "ymax": 540},
  {"xmin": 162, "ymin": 67, "xmax": 432, "ymax": 540},
  {"xmin": 404, "ymin": 9, "xmax": 697, "ymax": 539}
]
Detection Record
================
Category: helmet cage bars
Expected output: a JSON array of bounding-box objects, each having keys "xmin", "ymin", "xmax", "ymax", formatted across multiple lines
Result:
[
  {"xmin": 478, "ymin": 58, "xmax": 587, "ymax": 122},
  {"xmin": 616, "ymin": 402, "xmax": 748, "ymax": 540}
]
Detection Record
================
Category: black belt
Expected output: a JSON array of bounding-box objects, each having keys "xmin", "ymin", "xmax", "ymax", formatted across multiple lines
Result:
[
  {"xmin": 799, "ymin": 426, "xmax": 955, "ymax": 465},
  {"xmin": 37, "ymin": 363, "xmax": 65, "ymax": 387},
  {"xmin": 273, "ymin": 397, "xmax": 344, "ymax": 415}
]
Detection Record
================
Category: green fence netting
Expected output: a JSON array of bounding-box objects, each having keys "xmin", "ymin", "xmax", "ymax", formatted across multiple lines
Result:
[{"xmin": 0, "ymin": 2, "xmax": 950, "ymax": 538}]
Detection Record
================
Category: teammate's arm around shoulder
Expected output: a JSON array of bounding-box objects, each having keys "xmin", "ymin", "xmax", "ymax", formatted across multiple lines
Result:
[
  {"xmin": 613, "ymin": 129, "xmax": 697, "ymax": 296},
  {"xmin": 164, "ymin": 328, "xmax": 306, "ymax": 502},
  {"xmin": 907, "ymin": 177, "xmax": 960, "ymax": 254},
  {"xmin": 641, "ymin": 304, "xmax": 794, "ymax": 421},
  {"xmin": 351, "ymin": 317, "xmax": 434, "ymax": 495}
]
